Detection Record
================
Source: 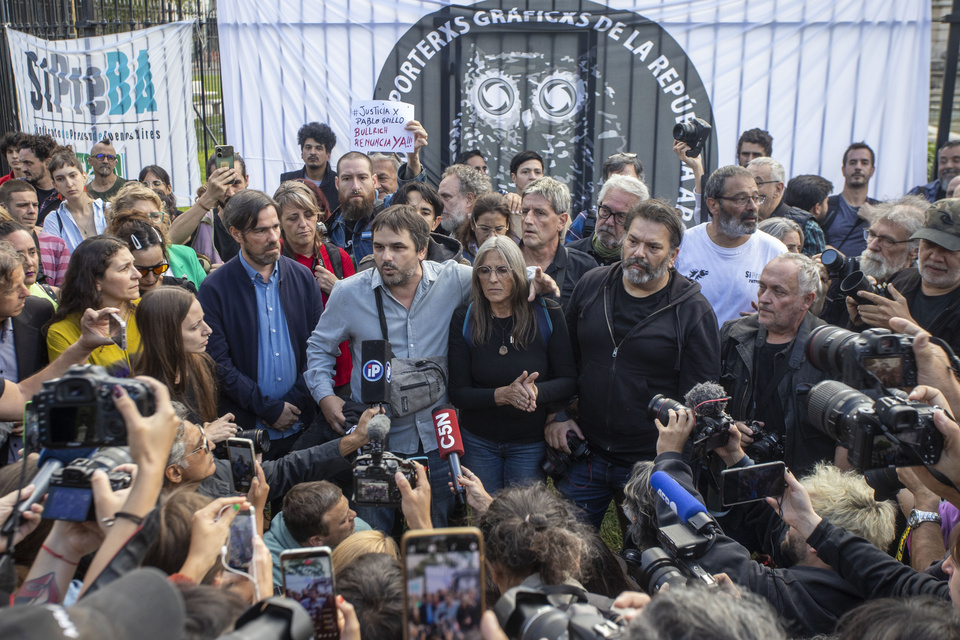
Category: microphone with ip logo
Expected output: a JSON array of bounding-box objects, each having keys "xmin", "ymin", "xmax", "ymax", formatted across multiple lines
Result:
[{"xmin": 360, "ymin": 340, "xmax": 394, "ymax": 406}]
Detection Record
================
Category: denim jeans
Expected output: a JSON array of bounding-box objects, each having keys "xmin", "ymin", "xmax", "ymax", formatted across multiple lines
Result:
[
  {"xmin": 460, "ymin": 430, "xmax": 545, "ymax": 496},
  {"xmin": 354, "ymin": 446, "xmax": 455, "ymax": 533},
  {"xmin": 555, "ymin": 455, "xmax": 636, "ymax": 529}
]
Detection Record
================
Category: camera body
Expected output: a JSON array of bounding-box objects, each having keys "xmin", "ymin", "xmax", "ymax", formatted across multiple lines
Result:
[
  {"xmin": 648, "ymin": 394, "xmax": 730, "ymax": 457},
  {"xmin": 820, "ymin": 248, "xmax": 859, "ymax": 281},
  {"xmin": 44, "ymin": 447, "xmax": 133, "ymax": 522},
  {"xmin": 622, "ymin": 518, "xmax": 718, "ymax": 594},
  {"xmin": 807, "ymin": 380, "xmax": 942, "ymax": 470},
  {"xmin": 745, "ymin": 425, "xmax": 784, "ymax": 463},
  {"xmin": 353, "ymin": 445, "xmax": 417, "ymax": 507},
  {"xmin": 840, "ymin": 270, "xmax": 891, "ymax": 306},
  {"xmin": 494, "ymin": 585, "xmax": 625, "ymax": 640},
  {"xmin": 541, "ymin": 433, "xmax": 591, "ymax": 480},
  {"xmin": 808, "ymin": 326, "xmax": 918, "ymax": 390},
  {"xmin": 672, "ymin": 117, "xmax": 712, "ymax": 158},
  {"xmin": 34, "ymin": 365, "xmax": 155, "ymax": 449}
]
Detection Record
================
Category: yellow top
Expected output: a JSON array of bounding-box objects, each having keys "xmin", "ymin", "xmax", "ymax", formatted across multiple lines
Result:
[{"xmin": 47, "ymin": 304, "xmax": 141, "ymax": 376}]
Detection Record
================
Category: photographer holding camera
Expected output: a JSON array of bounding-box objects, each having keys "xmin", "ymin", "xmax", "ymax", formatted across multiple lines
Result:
[
  {"xmin": 647, "ymin": 406, "xmax": 897, "ymax": 636},
  {"xmin": 719, "ymin": 253, "xmax": 840, "ymax": 473}
]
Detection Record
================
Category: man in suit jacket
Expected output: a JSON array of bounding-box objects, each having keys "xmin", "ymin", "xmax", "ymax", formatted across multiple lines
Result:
[{"xmin": 0, "ymin": 243, "xmax": 53, "ymax": 463}]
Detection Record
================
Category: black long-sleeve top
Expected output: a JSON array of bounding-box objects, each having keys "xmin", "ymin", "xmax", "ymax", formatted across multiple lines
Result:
[{"xmin": 447, "ymin": 300, "xmax": 577, "ymax": 444}]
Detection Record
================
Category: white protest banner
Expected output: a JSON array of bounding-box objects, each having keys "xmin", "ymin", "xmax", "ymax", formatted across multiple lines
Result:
[
  {"xmin": 217, "ymin": 0, "xmax": 930, "ymax": 219},
  {"xmin": 351, "ymin": 100, "xmax": 416, "ymax": 153},
  {"xmin": 5, "ymin": 22, "xmax": 200, "ymax": 206}
]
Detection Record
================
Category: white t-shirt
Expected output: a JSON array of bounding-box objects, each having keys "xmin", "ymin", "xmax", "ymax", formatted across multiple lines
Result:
[{"xmin": 674, "ymin": 224, "xmax": 788, "ymax": 327}]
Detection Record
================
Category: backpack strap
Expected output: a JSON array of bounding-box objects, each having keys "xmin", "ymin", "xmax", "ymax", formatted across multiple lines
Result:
[
  {"xmin": 320, "ymin": 240, "xmax": 344, "ymax": 279},
  {"xmin": 533, "ymin": 297, "xmax": 553, "ymax": 347},
  {"xmin": 461, "ymin": 302, "xmax": 475, "ymax": 348}
]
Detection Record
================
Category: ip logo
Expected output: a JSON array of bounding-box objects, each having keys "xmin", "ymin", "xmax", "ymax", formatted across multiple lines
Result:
[{"xmin": 363, "ymin": 360, "xmax": 384, "ymax": 382}]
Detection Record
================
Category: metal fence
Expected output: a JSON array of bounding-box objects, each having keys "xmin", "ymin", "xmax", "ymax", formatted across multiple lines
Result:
[{"xmin": 0, "ymin": 0, "xmax": 224, "ymax": 173}]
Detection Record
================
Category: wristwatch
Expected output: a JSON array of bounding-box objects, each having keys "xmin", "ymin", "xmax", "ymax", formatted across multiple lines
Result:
[{"xmin": 908, "ymin": 509, "xmax": 942, "ymax": 528}]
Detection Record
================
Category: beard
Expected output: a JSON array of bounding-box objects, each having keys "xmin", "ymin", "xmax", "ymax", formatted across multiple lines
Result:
[
  {"xmin": 377, "ymin": 260, "xmax": 417, "ymax": 287},
  {"xmin": 340, "ymin": 191, "xmax": 375, "ymax": 222},
  {"xmin": 95, "ymin": 164, "xmax": 113, "ymax": 177},
  {"xmin": 595, "ymin": 226, "xmax": 622, "ymax": 250},
  {"xmin": 623, "ymin": 256, "xmax": 669, "ymax": 285},
  {"xmin": 780, "ymin": 531, "xmax": 808, "ymax": 567},
  {"xmin": 859, "ymin": 248, "xmax": 906, "ymax": 283},
  {"xmin": 245, "ymin": 242, "xmax": 281, "ymax": 267},
  {"xmin": 440, "ymin": 211, "xmax": 467, "ymax": 233},
  {"xmin": 715, "ymin": 210, "xmax": 757, "ymax": 238}
]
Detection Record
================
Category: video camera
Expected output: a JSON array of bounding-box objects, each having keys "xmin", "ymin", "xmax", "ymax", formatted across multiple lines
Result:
[
  {"xmin": 44, "ymin": 447, "xmax": 132, "ymax": 522},
  {"xmin": 648, "ymin": 384, "xmax": 732, "ymax": 459},
  {"xmin": 673, "ymin": 117, "xmax": 712, "ymax": 158},
  {"xmin": 494, "ymin": 585, "xmax": 626, "ymax": 640},
  {"xmin": 808, "ymin": 325, "xmax": 918, "ymax": 391},
  {"xmin": 807, "ymin": 380, "xmax": 942, "ymax": 470},
  {"xmin": 33, "ymin": 365, "xmax": 155, "ymax": 449},
  {"xmin": 352, "ymin": 413, "xmax": 417, "ymax": 507}
]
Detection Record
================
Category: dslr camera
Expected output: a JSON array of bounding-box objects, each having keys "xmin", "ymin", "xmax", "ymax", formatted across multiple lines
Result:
[
  {"xmin": 839, "ymin": 271, "xmax": 891, "ymax": 306},
  {"xmin": 744, "ymin": 425, "xmax": 784, "ymax": 463},
  {"xmin": 352, "ymin": 413, "xmax": 416, "ymax": 507},
  {"xmin": 214, "ymin": 428, "xmax": 271, "ymax": 459},
  {"xmin": 808, "ymin": 325, "xmax": 918, "ymax": 390},
  {"xmin": 44, "ymin": 447, "xmax": 132, "ymax": 522},
  {"xmin": 673, "ymin": 117, "xmax": 712, "ymax": 158},
  {"xmin": 541, "ymin": 432, "xmax": 591, "ymax": 480},
  {"xmin": 494, "ymin": 585, "xmax": 625, "ymax": 640},
  {"xmin": 648, "ymin": 394, "xmax": 730, "ymax": 458},
  {"xmin": 33, "ymin": 365, "xmax": 155, "ymax": 448},
  {"xmin": 820, "ymin": 248, "xmax": 859, "ymax": 281},
  {"xmin": 807, "ymin": 380, "xmax": 942, "ymax": 470}
]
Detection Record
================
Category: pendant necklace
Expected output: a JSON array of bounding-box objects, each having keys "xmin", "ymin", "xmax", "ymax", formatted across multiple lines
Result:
[{"xmin": 496, "ymin": 316, "xmax": 513, "ymax": 356}]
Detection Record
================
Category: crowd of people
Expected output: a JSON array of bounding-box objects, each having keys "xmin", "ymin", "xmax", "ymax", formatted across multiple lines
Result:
[{"xmin": 0, "ymin": 117, "xmax": 958, "ymax": 640}]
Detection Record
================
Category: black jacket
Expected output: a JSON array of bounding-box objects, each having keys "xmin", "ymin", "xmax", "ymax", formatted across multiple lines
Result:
[
  {"xmin": 890, "ymin": 267, "xmax": 960, "ymax": 353},
  {"xmin": 567, "ymin": 267, "xmax": 720, "ymax": 460},
  {"xmin": 653, "ymin": 453, "xmax": 866, "ymax": 637},
  {"xmin": 719, "ymin": 311, "xmax": 836, "ymax": 473},
  {"xmin": 13, "ymin": 296, "xmax": 54, "ymax": 378},
  {"xmin": 567, "ymin": 235, "xmax": 620, "ymax": 267},
  {"xmin": 534, "ymin": 240, "xmax": 599, "ymax": 311},
  {"xmin": 280, "ymin": 163, "xmax": 339, "ymax": 214}
]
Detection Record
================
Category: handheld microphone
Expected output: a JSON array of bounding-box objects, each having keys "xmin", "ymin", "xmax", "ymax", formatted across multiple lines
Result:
[
  {"xmin": 432, "ymin": 405, "xmax": 465, "ymax": 502},
  {"xmin": 650, "ymin": 470, "xmax": 714, "ymax": 534},
  {"xmin": 683, "ymin": 382, "xmax": 728, "ymax": 419},
  {"xmin": 0, "ymin": 447, "xmax": 96, "ymax": 536},
  {"xmin": 360, "ymin": 340, "xmax": 393, "ymax": 405}
]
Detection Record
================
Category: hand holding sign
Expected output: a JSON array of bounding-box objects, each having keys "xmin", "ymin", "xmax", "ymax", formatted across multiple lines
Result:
[{"xmin": 351, "ymin": 100, "xmax": 416, "ymax": 153}]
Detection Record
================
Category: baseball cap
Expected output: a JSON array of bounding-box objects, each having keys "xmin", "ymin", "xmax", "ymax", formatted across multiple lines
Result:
[
  {"xmin": 911, "ymin": 199, "xmax": 960, "ymax": 251},
  {"xmin": 0, "ymin": 568, "xmax": 184, "ymax": 640}
]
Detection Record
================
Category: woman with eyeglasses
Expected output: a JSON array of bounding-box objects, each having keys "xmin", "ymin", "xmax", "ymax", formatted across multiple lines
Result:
[
  {"xmin": 135, "ymin": 287, "xmax": 238, "ymax": 443},
  {"xmin": 457, "ymin": 192, "xmax": 513, "ymax": 264},
  {"xmin": 137, "ymin": 164, "xmax": 179, "ymax": 220},
  {"xmin": 107, "ymin": 212, "xmax": 198, "ymax": 297},
  {"xmin": 447, "ymin": 236, "xmax": 577, "ymax": 493},
  {"xmin": 110, "ymin": 184, "xmax": 206, "ymax": 288},
  {"xmin": 46, "ymin": 236, "xmax": 141, "ymax": 373}
]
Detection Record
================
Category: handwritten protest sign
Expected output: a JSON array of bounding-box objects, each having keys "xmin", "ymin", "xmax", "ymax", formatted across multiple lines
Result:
[{"xmin": 350, "ymin": 100, "xmax": 415, "ymax": 153}]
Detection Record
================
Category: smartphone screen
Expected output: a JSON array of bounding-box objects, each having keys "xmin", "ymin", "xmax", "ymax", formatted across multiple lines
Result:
[
  {"xmin": 402, "ymin": 528, "xmax": 484, "ymax": 640},
  {"xmin": 227, "ymin": 438, "xmax": 256, "ymax": 493},
  {"xmin": 281, "ymin": 547, "xmax": 337, "ymax": 640},
  {"xmin": 226, "ymin": 511, "xmax": 256, "ymax": 571},
  {"xmin": 721, "ymin": 461, "xmax": 787, "ymax": 507},
  {"xmin": 108, "ymin": 312, "xmax": 126, "ymax": 351}
]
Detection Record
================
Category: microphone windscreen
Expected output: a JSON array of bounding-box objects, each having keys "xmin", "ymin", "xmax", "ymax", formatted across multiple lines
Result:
[
  {"xmin": 650, "ymin": 470, "xmax": 707, "ymax": 525},
  {"xmin": 366, "ymin": 413, "xmax": 391, "ymax": 443},
  {"xmin": 684, "ymin": 381, "xmax": 728, "ymax": 418}
]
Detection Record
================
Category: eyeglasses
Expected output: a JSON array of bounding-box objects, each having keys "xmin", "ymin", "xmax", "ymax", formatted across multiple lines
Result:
[
  {"xmin": 597, "ymin": 203, "xmax": 627, "ymax": 226},
  {"xmin": 611, "ymin": 152, "xmax": 638, "ymax": 159},
  {"xmin": 142, "ymin": 180, "xmax": 166, "ymax": 189},
  {"xmin": 864, "ymin": 228, "xmax": 912, "ymax": 248},
  {"xmin": 755, "ymin": 180, "xmax": 780, "ymax": 186},
  {"xmin": 476, "ymin": 224, "xmax": 506, "ymax": 234},
  {"xmin": 476, "ymin": 265, "xmax": 511, "ymax": 279},
  {"xmin": 141, "ymin": 210, "xmax": 164, "ymax": 222},
  {"xmin": 716, "ymin": 194, "xmax": 765, "ymax": 207},
  {"xmin": 94, "ymin": 154, "xmax": 117, "ymax": 161},
  {"xmin": 136, "ymin": 262, "xmax": 169, "ymax": 277},
  {"xmin": 184, "ymin": 424, "xmax": 210, "ymax": 458}
]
